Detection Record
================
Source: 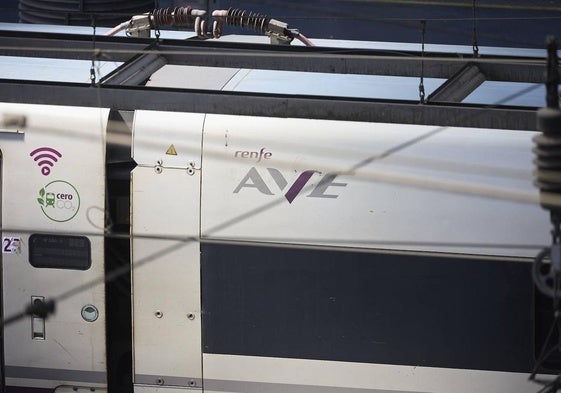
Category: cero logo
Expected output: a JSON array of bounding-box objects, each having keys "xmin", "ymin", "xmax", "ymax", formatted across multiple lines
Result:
[
  {"xmin": 37, "ymin": 180, "xmax": 80, "ymax": 222},
  {"xmin": 234, "ymin": 167, "xmax": 347, "ymax": 203}
]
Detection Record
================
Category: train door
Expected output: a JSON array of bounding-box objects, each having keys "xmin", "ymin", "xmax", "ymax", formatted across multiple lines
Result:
[
  {"xmin": 131, "ymin": 111, "xmax": 204, "ymax": 392},
  {"xmin": 0, "ymin": 104, "xmax": 109, "ymax": 392}
]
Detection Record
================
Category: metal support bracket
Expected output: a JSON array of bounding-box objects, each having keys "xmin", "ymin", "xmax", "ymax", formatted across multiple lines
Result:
[
  {"xmin": 428, "ymin": 63, "xmax": 486, "ymax": 103},
  {"xmin": 101, "ymin": 52, "xmax": 167, "ymax": 86}
]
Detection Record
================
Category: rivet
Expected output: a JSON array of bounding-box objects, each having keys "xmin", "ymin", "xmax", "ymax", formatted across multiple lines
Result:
[{"xmin": 155, "ymin": 310, "xmax": 163, "ymax": 318}]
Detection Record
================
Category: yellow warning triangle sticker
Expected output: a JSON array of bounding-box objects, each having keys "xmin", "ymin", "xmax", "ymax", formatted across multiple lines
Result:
[{"xmin": 166, "ymin": 144, "xmax": 178, "ymax": 155}]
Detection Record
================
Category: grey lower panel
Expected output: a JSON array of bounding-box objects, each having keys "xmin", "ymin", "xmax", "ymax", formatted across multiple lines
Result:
[
  {"xmin": 205, "ymin": 379, "xmax": 427, "ymax": 393},
  {"xmin": 135, "ymin": 374, "xmax": 202, "ymax": 389},
  {"xmin": 5, "ymin": 366, "xmax": 106, "ymax": 383},
  {"xmin": 201, "ymin": 244, "xmax": 535, "ymax": 373}
]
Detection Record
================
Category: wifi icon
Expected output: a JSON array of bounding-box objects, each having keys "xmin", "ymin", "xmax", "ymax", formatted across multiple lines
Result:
[{"xmin": 30, "ymin": 147, "xmax": 62, "ymax": 176}]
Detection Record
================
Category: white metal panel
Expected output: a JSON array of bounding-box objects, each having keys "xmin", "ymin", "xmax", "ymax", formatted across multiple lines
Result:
[
  {"xmin": 0, "ymin": 103, "xmax": 108, "ymax": 387},
  {"xmin": 132, "ymin": 110, "xmax": 204, "ymax": 388},
  {"xmin": 200, "ymin": 114, "xmax": 548, "ymax": 257},
  {"xmin": 222, "ymin": 69, "xmax": 445, "ymax": 100},
  {"xmin": 131, "ymin": 165, "xmax": 202, "ymax": 387},
  {"xmin": 146, "ymin": 65, "xmax": 241, "ymax": 91},
  {"xmin": 203, "ymin": 354, "xmax": 539, "ymax": 393},
  {"xmin": 132, "ymin": 110, "xmax": 205, "ymax": 169},
  {"xmin": 146, "ymin": 65, "xmax": 446, "ymax": 101}
]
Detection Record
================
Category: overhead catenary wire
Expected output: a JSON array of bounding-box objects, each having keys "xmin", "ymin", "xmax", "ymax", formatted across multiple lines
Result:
[{"xmin": 0, "ymin": 226, "xmax": 546, "ymax": 255}]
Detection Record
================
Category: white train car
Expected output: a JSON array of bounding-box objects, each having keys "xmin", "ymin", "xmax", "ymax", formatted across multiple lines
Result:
[{"xmin": 0, "ymin": 21, "xmax": 556, "ymax": 393}]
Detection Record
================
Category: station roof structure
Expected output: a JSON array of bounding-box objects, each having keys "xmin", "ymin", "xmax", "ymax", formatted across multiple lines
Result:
[{"xmin": 0, "ymin": 22, "xmax": 558, "ymax": 130}]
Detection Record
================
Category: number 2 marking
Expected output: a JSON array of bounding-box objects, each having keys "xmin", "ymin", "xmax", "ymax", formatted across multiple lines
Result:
[
  {"xmin": 3, "ymin": 238, "xmax": 11, "ymax": 253},
  {"xmin": 2, "ymin": 237, "xmax": 20, "ymax": 254}
]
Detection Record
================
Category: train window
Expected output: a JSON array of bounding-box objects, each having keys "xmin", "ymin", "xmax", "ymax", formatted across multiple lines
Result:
[{"xmin": 29, "ymin": 234, "xmax": 91, "ymax": 270}]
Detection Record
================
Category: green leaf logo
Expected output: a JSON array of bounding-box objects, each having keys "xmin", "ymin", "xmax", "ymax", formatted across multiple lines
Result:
[{"xmin": 37, "ymin": 188, "xmax": 46, "ymax": 206}]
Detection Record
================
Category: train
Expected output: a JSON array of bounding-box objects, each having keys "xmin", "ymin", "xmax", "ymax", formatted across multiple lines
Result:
[{"xmin": 0, "ymin": 16, "xmax": 558, "ymax": 393}]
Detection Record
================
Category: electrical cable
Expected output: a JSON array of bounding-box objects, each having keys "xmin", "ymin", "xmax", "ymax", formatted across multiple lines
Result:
[
  {"xmin": 0, "ymin": 226, "xmax": 546, "ymax": 251},
  {"xmin": 294, "ymin": 32, "xmax": 314, "ymax": 47},
  {"xmin": 104, "ymin": 21, "xmax": 129, "ymax": 37}
]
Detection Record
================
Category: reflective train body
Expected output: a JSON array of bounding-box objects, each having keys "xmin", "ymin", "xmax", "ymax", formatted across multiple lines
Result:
[{"xmin": 0, "ymin": 22, "xmax": 555, "ymax": 393}]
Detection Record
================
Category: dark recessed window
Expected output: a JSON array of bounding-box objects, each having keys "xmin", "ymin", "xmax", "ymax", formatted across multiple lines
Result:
[{"xmin": 29, "ymin": 234, "xmax": 91, "ymax": 270}]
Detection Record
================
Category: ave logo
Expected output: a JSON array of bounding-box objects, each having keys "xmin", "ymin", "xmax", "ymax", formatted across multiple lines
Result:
[{"xmin": 233, "ymin": 167, "xmax": 347, "ymax": 203}]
